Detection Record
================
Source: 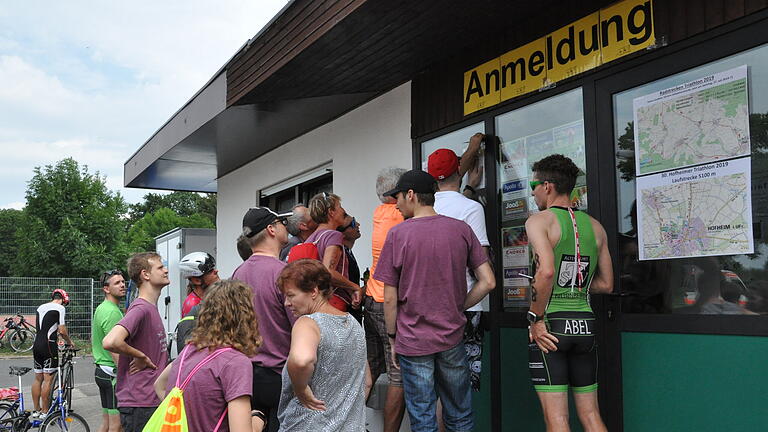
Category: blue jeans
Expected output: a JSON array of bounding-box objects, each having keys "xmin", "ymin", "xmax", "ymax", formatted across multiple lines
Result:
[{"xmin": 398, "ymin": 342, "xmax": 473, "ymax": 432}]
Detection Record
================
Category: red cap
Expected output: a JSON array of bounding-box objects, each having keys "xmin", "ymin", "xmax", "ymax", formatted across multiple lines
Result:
[{"xmin": 427, "ymin": 148, "xmax": 459, "ymax": 180}]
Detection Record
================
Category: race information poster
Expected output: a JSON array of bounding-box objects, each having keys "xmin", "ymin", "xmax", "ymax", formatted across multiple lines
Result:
[
  {"xmin": 633, "ymin": 65, "xmax": 750, "ymax": 176},
  {"xmin": 636, "ymin": 155, "xmax": 754, "ymax": 260}
]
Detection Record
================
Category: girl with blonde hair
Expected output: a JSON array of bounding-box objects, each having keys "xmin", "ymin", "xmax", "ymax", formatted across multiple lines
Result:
[{"xmin": 154, "ymin": 279, "xmax": 261, "ymax": 432}]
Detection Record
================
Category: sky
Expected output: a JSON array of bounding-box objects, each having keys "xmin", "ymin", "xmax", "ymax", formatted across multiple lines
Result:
[{"xmin": 0, "ymin": 0, "xmax": 288, "ymax": 209}]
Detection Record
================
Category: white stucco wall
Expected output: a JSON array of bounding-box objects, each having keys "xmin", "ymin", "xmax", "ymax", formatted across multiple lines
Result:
[{"xmin": 216, "ymin": 82, "xmax": 412, "ymax": 276}]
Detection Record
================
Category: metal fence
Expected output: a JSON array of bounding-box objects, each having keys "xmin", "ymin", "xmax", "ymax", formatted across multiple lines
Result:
[{"xmin": 0, "ymin": 277, "xmax": 95, "ymax": 341}]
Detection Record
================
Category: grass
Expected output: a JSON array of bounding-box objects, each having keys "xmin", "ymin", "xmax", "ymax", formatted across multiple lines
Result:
[{"xmin": 0, "ymin": 336, "xmax": 92, "ymax": 357}]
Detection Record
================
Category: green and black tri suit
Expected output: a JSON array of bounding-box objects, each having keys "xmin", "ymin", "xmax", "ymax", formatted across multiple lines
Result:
[{"xmin": 529, "ymin": 206, "xmax": 600, "ymax": 393}]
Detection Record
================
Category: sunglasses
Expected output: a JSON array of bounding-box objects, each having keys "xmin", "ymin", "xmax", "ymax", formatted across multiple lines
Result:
[
  {"xmin": 339, "ymin": 217, "xmax": 357, "ymax": 231},
  {"xmin": 272, "ymin": 219, "xmax": 288, "ymax": 227},
  {"xmin": 101, "ymin": 269, "xmax": 123, "ymax": 286},
  {"xmin": 529, "ymin": 180, "xmax": 555, "ymax": 190}
]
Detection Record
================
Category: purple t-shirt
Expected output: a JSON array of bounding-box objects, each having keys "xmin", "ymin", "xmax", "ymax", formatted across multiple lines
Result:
[
  {"xmin": 115, "ymin": 298, "xmax": 169, "ymax": 407},
  {"xmin": 374, "ymin": 214, "xmax": 488, "ymax": 356},
  {"xmin": 165, "ymin": 346, "xmax": 252, "ymax": 432},
  {"xmin": 232, "ymin": 254, "xmax": 295, "ymax": 373},
  {"xmin": 305, "ymin": 228, "xmax": 352, "ymax": 303}
]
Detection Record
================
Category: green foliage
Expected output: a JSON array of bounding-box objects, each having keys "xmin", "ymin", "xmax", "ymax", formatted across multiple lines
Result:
[
  {"xmin": 0, "ymin": 209, "xmax": 23, "ymax": 277},
  {"xmin": 126, "ymin": 207, "xmax": 214, "ymax": 252},
  {"xmin": 11, "ymin": 158, "xmax": 128, "ymax": 278},
  {"xmin": 128, "ymin": 192, "xmax": 216, "ymax": 227}
]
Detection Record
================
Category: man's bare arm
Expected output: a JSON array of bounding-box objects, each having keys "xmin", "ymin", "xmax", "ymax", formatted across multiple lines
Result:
[
  {"xmin": 589, "ymin": 221, "xmax": 614, "ymax": 294},
  {"xmin": 458, "ymin": 133, "xmax": 483, "ymax": 178},
  {"xmin": 464, "ymin": 262, "xmax": 495, "ymax": 310},
  {"xmin": 525, "ymin": 215, "xmax": 556, "ymax": 317}
]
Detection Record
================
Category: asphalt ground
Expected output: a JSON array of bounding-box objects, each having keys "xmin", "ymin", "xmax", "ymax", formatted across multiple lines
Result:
[{"xmin": 0, "ymin": 354, "xmax": 103, "ymax": 430}]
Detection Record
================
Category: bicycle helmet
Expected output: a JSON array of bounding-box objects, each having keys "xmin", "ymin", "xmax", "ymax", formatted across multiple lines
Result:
[
  {"xmin": 179, "ymin": 252, "xmax": 216, "ymax": 278},
  {"xmin": 52, "ymin": 288, "xmax": 70, "ymax": 306}
]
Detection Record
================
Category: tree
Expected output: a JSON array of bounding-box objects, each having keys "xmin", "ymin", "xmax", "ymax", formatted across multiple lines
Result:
[
  {"xmin": 127, "ymin": 192, "xmax": 216, "ymax": 227},
  {"xmin": 0, "ymin": 209, "xmax": 23, "ymax": 277},
  {"xmin": 12, "ymin": 158, "xmax": 128, "ymax": 278},
  {"xmin": 126, "ymin": 208, "xmax": 214, "ymax": 252}
]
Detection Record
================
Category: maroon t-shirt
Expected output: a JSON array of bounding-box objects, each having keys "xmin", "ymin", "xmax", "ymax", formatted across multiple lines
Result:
[
  {"xmin": 115, "ymin": 298, "xmax": 168, "ymax": 407},
  {"xmin": 232, "ymin": 254, "xmax": 295, "ymax": 373},
  {"xmin": 305, "ymin": 228, "xmax": 352, "ymax": 303},
  {"xmin": 374, "ymin": 214, "xmax": 488, "ymax": 356},
  {"xmin": 165, "ymin": 346, "xmax": 252, "ymax": 432}
]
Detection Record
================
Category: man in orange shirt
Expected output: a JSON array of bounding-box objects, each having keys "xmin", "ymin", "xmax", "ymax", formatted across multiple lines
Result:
[{"xmin": 364, "ymin": 167, "xmax": 406, "ymax": 432}]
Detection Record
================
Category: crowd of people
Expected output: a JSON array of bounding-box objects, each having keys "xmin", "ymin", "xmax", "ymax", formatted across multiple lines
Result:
[{"xmin": 28, "ymin": 133, "xmax": 616, "ymax": 432}]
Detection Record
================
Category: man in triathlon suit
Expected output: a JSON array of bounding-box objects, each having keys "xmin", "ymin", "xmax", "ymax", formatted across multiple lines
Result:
[
  {"xmin": 31, "ymin": 289, "xmax": 75, "ymax": 419},
  {"xmin": 525, "ymin": 154, "xmax": 613, "ymax": 432}
]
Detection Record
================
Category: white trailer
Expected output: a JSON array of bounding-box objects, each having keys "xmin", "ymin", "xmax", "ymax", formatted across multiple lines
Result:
[{"xmin": 154, "ymin": 227, "xmax": 216, "ymax": 339}]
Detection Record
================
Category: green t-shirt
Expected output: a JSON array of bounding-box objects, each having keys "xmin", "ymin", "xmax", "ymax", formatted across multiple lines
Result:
[{"xmin": 91, "ymin": 300, "xmax": 124, "ymax": 367}]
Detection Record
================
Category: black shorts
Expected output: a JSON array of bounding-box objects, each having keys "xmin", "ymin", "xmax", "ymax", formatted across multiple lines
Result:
[
  {"xmin": 33, "ymin": 341, "xmax": 58, "ymax": 374},
  {"xmin": 95, "ymin": 367, "xmax": 118, "ymax": 413},
  {"xmin": 119, "ymin": 407, "xmax": 156, "ymax": 432},
  {"xmin": 252, "ymin": 364, "xmax": 282, "ymax": 432},
  {"xmin": 528, "ymin": 311, "xmax": 598, "ymax": 393}
]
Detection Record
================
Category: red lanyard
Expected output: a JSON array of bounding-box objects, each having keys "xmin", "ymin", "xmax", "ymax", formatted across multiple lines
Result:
[{"xmin": 567, "ymin": 208, "xmax": 584, "ymax": 292}]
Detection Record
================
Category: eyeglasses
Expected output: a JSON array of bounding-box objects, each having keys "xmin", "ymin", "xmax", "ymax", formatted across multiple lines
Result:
[
  {"xmin": 101, "ymin": 269, "xmax": 123, "ymax": 286},
  {"xmin": 272, "ymin": 219, "xmax": 288, "ymax": 227},
  {"xmin": 529, "ymin": 180, "xmax": 555, "ymax": 190},
  {"xmin": 339, "ymin": 217, "xmax": 357, "ymax": 231}
]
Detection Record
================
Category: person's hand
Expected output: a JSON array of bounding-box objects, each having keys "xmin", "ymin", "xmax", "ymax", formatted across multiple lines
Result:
[
  {"xmin": 351, "ymin": 289, "xmax": 362, "ymax": 308},
  {"xmin": 295, "ymin": 386, "xmax": 326, "ymax": 411},
  {"xmin": 467, "ymin": 161, "xmax": 483, "ymax": 189},
  {"xmin": 529, "ymin": 321, "xmax": 559, "ymax": 354},
  {"xmin": 129, "ymin": 354, "xmax": 157, "ymax": 374},
  {"xmin": 389, "ymin": 337, "xmax": 400, "ymax": 370},
  {"xmin": 468, "ymin": 132, "xmax": 484, "ymax": 149}
]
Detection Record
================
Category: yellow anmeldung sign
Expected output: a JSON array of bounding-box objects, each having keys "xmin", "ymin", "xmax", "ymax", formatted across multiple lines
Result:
[{"xmin": 464, "ymin": 0, "xmax": 654, "ymax": 115}]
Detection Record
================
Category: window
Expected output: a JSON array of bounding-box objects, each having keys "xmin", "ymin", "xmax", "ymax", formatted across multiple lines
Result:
[
  {"xmin": 420, "ymin": 123, "xmax": 487, "ymax": 203},
  {"xmin": 495, "ymin": 89, "xmax": 587, "ymax": 309},
  {"xmin": 260, "ymin": 170, "xmax": 333, "ymax": 212},
  {"xmin": 613, "ymin": 44, "xmax": 768, "ymax": 315}
]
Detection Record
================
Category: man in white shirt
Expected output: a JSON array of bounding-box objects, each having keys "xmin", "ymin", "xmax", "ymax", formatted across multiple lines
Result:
[{"xmin": 427, "ymin": 132, "xmax": 491, "ymax": 393}]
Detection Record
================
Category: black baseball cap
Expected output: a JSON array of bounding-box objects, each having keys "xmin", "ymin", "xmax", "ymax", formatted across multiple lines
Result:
[
  {"xmin": 384, "ymin": 169, "xmax": 437, "ymax": 197},
  {"xmin": 242, "ymin": 207, "xmax": 292, "ymax": 237}
]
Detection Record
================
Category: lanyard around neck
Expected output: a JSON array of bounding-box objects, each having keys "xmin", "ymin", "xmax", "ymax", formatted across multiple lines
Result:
[{"xmin": 567, "ymin": 207, "xmax": 584, "ymax": 292}]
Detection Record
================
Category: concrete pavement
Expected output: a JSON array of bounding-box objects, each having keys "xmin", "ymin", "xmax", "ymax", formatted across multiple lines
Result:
[{"xmin": 0, "ymin": 354, "xmax": 103, "ymax": 430}]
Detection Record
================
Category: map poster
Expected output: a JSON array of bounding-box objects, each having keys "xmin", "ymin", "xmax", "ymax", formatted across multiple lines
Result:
[
  {"xmin": 637, "ymin": 157, "xmax": 754, "ymax": 260},
  {"xmin": 633, "ymin": 65, "xmax": 751, "ymax": 176}
]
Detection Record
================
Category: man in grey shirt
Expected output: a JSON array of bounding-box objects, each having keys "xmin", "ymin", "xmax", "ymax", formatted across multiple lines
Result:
[{"xmin": 279, "ymin": 204, "xmax": 318, "ymax": 261}]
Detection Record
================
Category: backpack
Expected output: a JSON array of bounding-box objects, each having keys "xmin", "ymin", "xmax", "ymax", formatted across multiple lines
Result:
[
  {"xmin": 143, "ymin": 345, "xmax": 233, "ymax": 432},
  {"xmin": 287, "ymin": 229, "xmax": 337, "ymax": 263}
]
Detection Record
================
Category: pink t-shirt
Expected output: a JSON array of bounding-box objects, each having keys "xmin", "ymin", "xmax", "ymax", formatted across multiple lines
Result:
[
  {"xmin": 165, "ymin": 346, "xmax": 252, "ymax": 432},
  {"xmin": 374, "ymin": 214, "xmax": 488, "ymax": 356},
  {"xmin": 181, "ymin": 291, "xmax": 201, "ymax": 317},
  {"xmin": 231, "ymin": 255, "xmax": 295, "ymax": 373},
  {"xmin": 305, "ymin": 228, "xmax": 352, "ymax": 303},
  {"xmin": 115, "ymin": 298, "xmax": 169, "ymax": 407}
]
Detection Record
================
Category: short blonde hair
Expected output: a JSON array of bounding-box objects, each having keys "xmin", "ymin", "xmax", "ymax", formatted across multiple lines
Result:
[
  {"xmin": 308, "ymin": 192, "xmax": 340, "ymax": 224},
  {"xmin": 127, "ymin": 252, "xmax": 161, "ymax": 284}
]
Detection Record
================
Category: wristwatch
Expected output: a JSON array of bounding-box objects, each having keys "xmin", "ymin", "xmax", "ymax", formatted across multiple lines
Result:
[
  {"xmin": 526, "ymin": 311, "xmax": 544, "ymax": 324},
  {"xmin": 387, "ymin": 332, "xmax": 396, "ymax": 339}
]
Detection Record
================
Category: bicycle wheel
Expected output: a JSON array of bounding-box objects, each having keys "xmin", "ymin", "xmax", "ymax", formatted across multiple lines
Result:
[
  {"xmin": 63, "ymin": 364, "xmax": 73, "ymax": 410},
  {"xmin": 9, "ymin": 329, "xmax": 34, "ymax": 353},
  {"xmin": 0, "ymin": 402, "xmax": 16, "ymax": 432},
  {"xmin": 40, "ymin": 411, "xmax": 90, "ymax": 432}
]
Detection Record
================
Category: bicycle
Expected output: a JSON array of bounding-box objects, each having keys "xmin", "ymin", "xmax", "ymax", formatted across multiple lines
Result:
[
  {"xmin": 0, "ymin": 314, "xmax": 36, "ymax": 353},
  {"xmin": 0, "ymin": 361, "xmax": 90, "ymax": 431},
  {"xmin": 48, "ymin": 347, "xmax": 78, "ymax": 411}
]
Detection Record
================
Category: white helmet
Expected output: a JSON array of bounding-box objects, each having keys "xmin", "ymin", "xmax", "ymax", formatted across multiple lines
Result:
[{"xmin": 179, "ymin": 252, "xmax": 216, "ymax": 278}]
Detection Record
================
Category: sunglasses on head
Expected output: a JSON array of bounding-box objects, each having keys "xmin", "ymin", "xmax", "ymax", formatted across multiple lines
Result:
[{"xmin": 101, "ymin": 269, "xmax": 123, "ymax": 286}]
